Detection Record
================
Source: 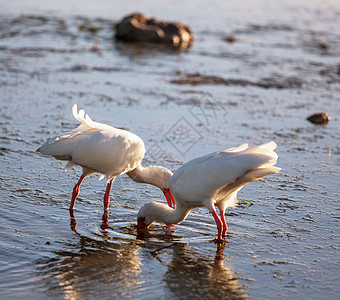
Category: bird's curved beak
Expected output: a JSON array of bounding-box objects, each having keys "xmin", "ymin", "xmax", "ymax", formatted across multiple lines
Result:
[
  {"xmin": 137, "ymin": 217, "xmax": 150, "ymax": 229},
  {"xmin": 162, "ymin": 188, "xmax": 176, "ymax": 208}
]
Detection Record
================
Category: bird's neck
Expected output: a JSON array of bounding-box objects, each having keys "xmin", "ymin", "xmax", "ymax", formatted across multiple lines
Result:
[
  {"xmin": 127, "ymin": 165, "xmax": 153, "ymax": 184},
  {"xmin": 151, "ymin": 202, "xmax": 191, "ymax": 225},
  {"xmin": 166, "ymin": 206, "xmax": 191, "ymax": 225},
  {"xmin": 127, "ymin": 165, "xmax": 166, "ymax": 188}
]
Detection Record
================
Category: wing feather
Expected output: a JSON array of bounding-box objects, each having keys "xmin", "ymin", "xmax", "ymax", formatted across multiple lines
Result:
[
  {"xmin": 168, "ymin": 141, "xmax": 280, "ymax": 205},
  {"xmin": 37, "ymin": 105, "xmax": 146, "ymax": 179}
]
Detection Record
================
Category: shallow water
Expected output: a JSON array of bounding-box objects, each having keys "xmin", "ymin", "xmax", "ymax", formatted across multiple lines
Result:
[{"xmin": 0, "ymin": 0, "xmax": 340, "ymax": 299}]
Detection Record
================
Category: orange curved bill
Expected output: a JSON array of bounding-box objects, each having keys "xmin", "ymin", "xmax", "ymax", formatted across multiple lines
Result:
[{"xmin": 163, "ymin": 188, "xmax": 176, "ymax": 208}]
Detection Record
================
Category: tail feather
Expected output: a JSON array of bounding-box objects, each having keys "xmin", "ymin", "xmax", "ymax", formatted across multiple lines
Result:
[
  {"xmin": 38, "ymin": 105, "xmax": 119, "ymax": 158},
  {"xmin": 72, "ymin": 104, "xmax": 84, "ymax": 123},
  {"xmin": 72, "ymin": 104, "xmax": 89, "ymax": 126},
  {"xmin": 37, "ymin": 105, "xmax": 99, "ymax": 156},
  {"xmin": 72, "ymin": 104, "xmax": 112, "ymax": 131}
]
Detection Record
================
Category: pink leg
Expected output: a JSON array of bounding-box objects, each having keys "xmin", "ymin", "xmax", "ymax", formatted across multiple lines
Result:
[
  {"xmin": 103, "ymin": 181, "xmax": 113, "ymax": 210},
  {"xmin": 70, "ymin": 174, "xmax": 85, "ymax": 210},
  {"xmin": 209, "ymin": 208, "xmax": 223, "ymax": 241},
  {"xmin": 218, "ymin": 207, "xmax": 228, "ymax": 238}
]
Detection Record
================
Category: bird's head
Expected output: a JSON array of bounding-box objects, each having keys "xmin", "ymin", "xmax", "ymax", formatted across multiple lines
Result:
[
  {"xmin": 137, "ymin": 216, "xmax": 150, "ymax": 229},
  {"xmin": 137, "ymin": 202, "xmax": 170, "ymax": 229},
  {"xmin": 137, "ymin": 202, "xmax": 155, "ymax": 229},
  {"xmin": 150, "ymin": 166, "xmax": 173, "ymax": 190}
]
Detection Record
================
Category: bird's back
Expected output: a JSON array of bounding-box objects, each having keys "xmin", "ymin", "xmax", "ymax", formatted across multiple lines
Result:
[
  {"xmin": 168, "ymin": 142, "xmax": 280, "ymax": 206},
  {"xmin": 37, "ymin": 105, "xmax": 146, "ymax": 179}
]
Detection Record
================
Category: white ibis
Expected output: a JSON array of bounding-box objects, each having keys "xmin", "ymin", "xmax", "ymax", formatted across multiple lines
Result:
[
  {"xmin": 137, "ymin": 142, "xmax": 281, "ymax": 241},
  {"xmin": 37, "ymin": 104, "xmax": 174, "ymax": 211}
]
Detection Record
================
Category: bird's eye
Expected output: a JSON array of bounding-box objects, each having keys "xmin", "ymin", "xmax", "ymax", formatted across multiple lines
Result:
[{"xmin": 139, "ymin": 217, "xmax": 145, "ymax": 222}]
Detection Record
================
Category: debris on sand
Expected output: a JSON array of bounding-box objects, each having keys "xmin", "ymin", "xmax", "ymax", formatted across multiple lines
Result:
[
  {"xmin": 315, "ymin": 39, "xmax": 330, "ymax": 50},
  {"xmin": 222, "ymin": 35, "xmax": 236, "ymax": 43},
  {"xmin": 78, "ymin": 23, "xmax": 99, "ymax": 33},
  {"xmin": 114, "ymin": 13, "xmax": 194, "ymax": 48},
  {"xmin": 307, "ymin": 112, "xmax": 331, "ymax": 125},
  {"xmin": 170, "ymin": 73, "xmax": 303, "ymax": 89}
]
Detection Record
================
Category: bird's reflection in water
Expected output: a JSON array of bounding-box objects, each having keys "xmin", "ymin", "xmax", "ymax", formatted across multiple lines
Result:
[
  {"xmin": 114, "ymin": 40, "xmax": 192, "ymax": 59},
  {"xmin": 136, "ymin": 224, "xmax": 178, "ymax": 243},
  {"xmin": 163, "ymin": 243, "xmax": 248, "ymax": 299},
  {"xmin": 36, "ymin": 231, "xmax": 143, "ymax": 299},
  {"xmin": 41, "ymin": 210, "xmax": 247, "ymax": 299},
  {"xmin": 69, "ymin": 209, "xmax": 78, "ymax": 234},
  {"xmin": 69, "ymin": 209, "xmax": 112, "ymax": 235},
  {"xmin": 100, "ymin": 210, "xmax": 113, "ymax": 232}
]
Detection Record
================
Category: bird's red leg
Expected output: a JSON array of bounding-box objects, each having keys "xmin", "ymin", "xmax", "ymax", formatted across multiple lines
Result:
[
  {"xmin": 103, "ymin": 180, "xmax": 113, "ymax": 210},
  {"xmin": 70, "ymin": 174, "xmax": 85, "ymax": 210},
  {"xmin": 209, "ymin": 208, "xmax": 223, "ymax": 241},
  {"xmin": 218, "ymin": 208, "xmax": 228, "ymax": 238}
]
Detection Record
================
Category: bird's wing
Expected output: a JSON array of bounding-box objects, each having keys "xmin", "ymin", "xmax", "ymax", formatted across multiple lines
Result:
[
  {"xmin": 69, "ymin": 130, "xmax": 146, "ymax": 180},
  {"xmin": 169, "ymin": 144, "xmax": 250, "ymax": 188},
  {"xmin": 221, "ymin": 143, "xmax": 249, "ymax": 153},
  {"xmin": 168, "ymin": 150, "xmax": 220, "ymax": 188},
  {"xmin": 37, "ymin": 105, "xmax": 146, "ymax": 179},
  {"xmin": 168, "ymin": 142, "xmax": 279, "ymax": 204},
  {"xmin": 214, "ymin": 165, "xmax": 281, "ymax": 208},
  {"xmin": 39, "ymin": 129, "xmax": 145, "ymax": 177}
]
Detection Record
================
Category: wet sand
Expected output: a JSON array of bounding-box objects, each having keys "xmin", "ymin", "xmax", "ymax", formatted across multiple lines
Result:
[{"xmin": 0, "ymin": 0, "xmax": 339, "ymax": 299}]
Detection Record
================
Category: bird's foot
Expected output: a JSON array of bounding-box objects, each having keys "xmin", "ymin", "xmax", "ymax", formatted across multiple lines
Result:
[
  {"xmin": 69, "ymin": 209, "xmax": 78, "ymax": 233},
  {"xmin": 70, "ymin": 218, "xmax": 78, "ymax": 233},
  {"xmin": 165, "ymin": 223, "xmax": 176, "ymax": 228},
  {"xmin": 101, "ymin": 210, "xmax": 112, "ymax": 231},
  {"xmin": 213, "ymin": 236, "xmax": 227, "ymax": 244},
  {"xmin": 69, "ymin": 208, "xmax": 75, "ymax": 218},
  {"xmin": 102, "ymin": 209, "xmax": 109, "ymax": 221}
]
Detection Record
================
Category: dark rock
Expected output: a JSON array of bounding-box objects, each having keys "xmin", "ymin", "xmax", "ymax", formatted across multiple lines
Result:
[
  {"xmin": 307, "ymin": 112, "xmax": 331, "ymax": 125},
  {"xmin": 223, "ymin": 35, "xmax": 236, "ymax": 43},
  {"xmin": 315, "ymin": 39, "xmax": 330, "ymax": 50},
  {"xmin": 115, "ymin": 13, "xmax": 194, "ymax": 48}
]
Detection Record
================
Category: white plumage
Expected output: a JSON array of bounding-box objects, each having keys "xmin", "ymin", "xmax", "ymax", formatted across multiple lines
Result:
[
  {"xmin": 137, "ymin": 142, "xmax": 281, "ymax": 241},
  {"xmin": 37, "ymin": 105, "xmax": 173, "ymax": 211}
]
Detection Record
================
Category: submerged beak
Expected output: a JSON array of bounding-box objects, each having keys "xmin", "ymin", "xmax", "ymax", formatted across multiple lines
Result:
[
  {"xmin": 137, "ymin": 217, "xmax": 150, "ymax": 229},
  {"xmin": 162, "ymin": 188, "xmax": 176, "ymax": 208}
]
